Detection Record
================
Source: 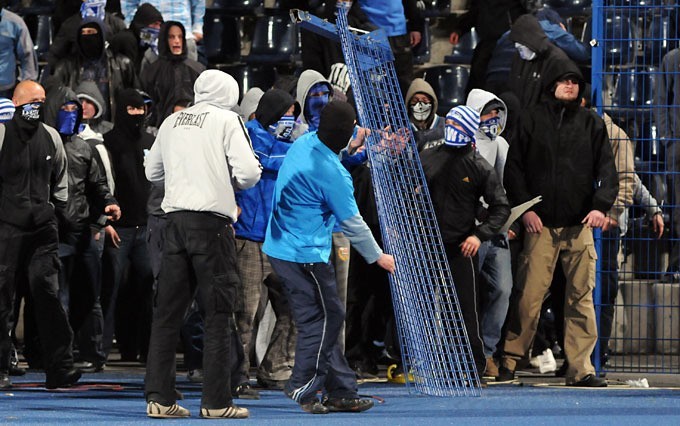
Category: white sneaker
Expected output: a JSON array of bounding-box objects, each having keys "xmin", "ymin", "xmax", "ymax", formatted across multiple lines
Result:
[
  {"xmin": 147, "ymin": 401, "xmax": 190, "ymax": 418},
  {"xmin": 536, "ymin": 349, "xmax": 557, "ymax": 373},
  {"xmin": 200, "ymin": 405, "xmax": 250, "ymax": 419}
]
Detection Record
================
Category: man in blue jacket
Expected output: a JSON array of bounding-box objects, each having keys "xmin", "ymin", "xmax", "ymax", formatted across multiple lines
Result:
[{"xmin": 263, "ymin": 101, "xmax": 395, "ymax": 414}]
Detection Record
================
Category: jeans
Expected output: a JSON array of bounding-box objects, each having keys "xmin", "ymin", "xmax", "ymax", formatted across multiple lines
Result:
[
  {"xmin": 102, "ymin": 225, "xmax": 153, "ymax": 359},
  {"xmin": 145, "ymin": 211, "xmax": 240, "ymax": 408},
  {"xmin": 58, "ymin": 229, "xmax": 105, "ymax": 364},
  {"xmin": 477, "ymin": 235, "xmax": 513, "ymax": 358}
]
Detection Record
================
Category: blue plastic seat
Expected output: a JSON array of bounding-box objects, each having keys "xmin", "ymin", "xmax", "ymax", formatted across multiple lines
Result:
[
  {"xmin": 23, "ymin": 14, "xmax": 53, "ymax": 63},
  {"xmin": 221, "ymin": 64, "xmax": 277, "ymax": 97},
  {"xmin": 543, "ymin": 0, "xmax": 592, "ymax": 16},
  {"xmin": 607, "ymin": 66, "xmax": 657, "ymax": 114},
  {"xmin": 413, "ymin": 19, "xmax": 431, "ymax": 65},
  {"xmin": 444, "ymin": 27, "xmax": 478, "ymax": 65},
  {"xmin": 643, "ymin": 10, "xmax": 678, "ymax": 65},
  {"xmin": 208, "ymin": 0, "xmax": 263, "ymax": 15},
  {"xmin": 423, "ymin": 0, "xmax": 451, "ymax": 18},
  {"xmin": 421, "ymin": 65, "xmax": 470, "ymax": 116},
  {"xmin": 604, "ymin": 12, "xmax": 636, "ymax": 65},
  {"xmin": 244, "ymin": 15, "xmax": 299, "ymax": 66},
  {"xmin": 203, "ymin": 13, "xmax": 241, "ymax": 65}
]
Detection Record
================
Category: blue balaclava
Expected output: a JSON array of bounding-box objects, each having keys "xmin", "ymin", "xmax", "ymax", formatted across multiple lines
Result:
[
  {"xmin": 444, "ymin": 105, "xmax": 480, "ymax": 148},
  {"xmin": 304, "ymin": 82, "xmax": 330, "ymax": 131},
  {"xmin": 56, "ymin": 102, "xmax": 81, "ymax": 135}
]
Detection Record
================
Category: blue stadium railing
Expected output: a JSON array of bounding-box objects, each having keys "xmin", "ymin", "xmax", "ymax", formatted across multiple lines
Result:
[{"xmin": 593, "ymin": 0, "xmax": 680, "ymax": 374}]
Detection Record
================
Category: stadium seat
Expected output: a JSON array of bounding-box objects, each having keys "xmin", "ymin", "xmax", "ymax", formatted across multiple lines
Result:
[
  {"xmin": 632, "ymin": 120, "xmax": 662, "ymax": 162},
  {"xmin": 421, "ymin": 65, "xmax": 469, "ymax": 116},
  {"xmin": 244, "ymin": 15, "xmax": 299, "ymax": 66},
  {"xmin": 643, "ymin": 10, "xmax": 678, "ymax": 65},
  {"xmin": 606, "ymin": 66, "xmax": 657, "ymax": 115},
  {"xmin": 543, "ymin": 0, "xmax": 592, "ymax": 17},
  {"xmin": 444, "ymin": 27, "xmax": 478, "ymax": 65},
  {"xmin": 581, "ymin": 12, "xmax": 636, "ymax": 66},
  {"xmin": 208, "ymin": 0, "xmax": 263, "ymax": 15},
  {"xmin": 13, "ymin": 0, "xmax": 55, "ymax": 15},
  {"xmin": 423, "ymin": 0, "xmax": 452, "ymax": 18},
  {"xmin": 220, "ymin": 63, "xmax": 277, "ymax": 97},
  {"xmin": 23, "ymin": 14, "xmax": 52, "ymax": 63},
  {"xmin": 203, "ymin": 13, "xmax": 241, "ymax": 65},
  {"xmin": 604, "ymin": 12, "xmax": 636, "ymax": 65},
  {"xmin": 413, "ymin": 19, "xmax": 431, "ymax": 65}
]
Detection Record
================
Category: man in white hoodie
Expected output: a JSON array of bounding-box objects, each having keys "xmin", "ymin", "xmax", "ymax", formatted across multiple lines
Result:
[
  {"xmin": 466, "ymin": 89, "xmax": 513, "ymax": 378},
  {"xmin": 144, "ymin": 70, "xmax": 262, "ymax": 419}
]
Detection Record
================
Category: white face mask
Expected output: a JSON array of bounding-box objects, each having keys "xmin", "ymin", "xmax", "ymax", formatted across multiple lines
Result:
[
  {"xmin": 515, "ymin": 42, "xmax": 537, "ymax": 61},
  {"xmin": 410, "ymin": 101, "xmax": 433, "ymax": 122}
]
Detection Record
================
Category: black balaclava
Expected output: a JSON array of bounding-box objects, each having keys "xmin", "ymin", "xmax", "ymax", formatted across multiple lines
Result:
[
  {"xmin": 113, "ymin": 88, "xmax": 146, "ymax": 138},
  {"xmin": 317, "ymin": 100, "xmax": 356, "ymax": 154},
  {"xmin": 255, "ymin": 88, "xmax": 298, "ymax": 129},
  {"xmin": 78, "ymin": 22, "xmax": 105, "ymax": 60}
]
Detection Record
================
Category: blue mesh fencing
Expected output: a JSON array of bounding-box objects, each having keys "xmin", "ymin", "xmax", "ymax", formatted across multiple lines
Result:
[
  {"xmin": 592, "ymin": 0, "xmax": 680, "ymax": 373},
  {"xmin": 293, "ymin": 2, "xmax": 481, "ymax": 396}
]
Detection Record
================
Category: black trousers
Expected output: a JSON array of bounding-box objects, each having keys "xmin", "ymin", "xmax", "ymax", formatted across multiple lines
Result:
[
  {"xmin": 145, "ymin": 211, "xmax": 240, "ymax": 409},
  {"xmin": 0, "ymin": 220, "xmax": 74, "ymax": 375},
  {"xmin": 444, "ymin": 245, "xmax": 486, "ymax": 377}
]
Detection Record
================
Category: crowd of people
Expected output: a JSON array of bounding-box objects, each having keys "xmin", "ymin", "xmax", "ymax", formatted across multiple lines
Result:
[{"xmin": 0, "ymin": 0, "xmax": 676, "ymax": 420}]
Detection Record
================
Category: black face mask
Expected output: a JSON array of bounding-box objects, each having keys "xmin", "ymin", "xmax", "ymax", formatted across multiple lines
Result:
[
  {"xmin": 80, "ymin": 34, "xmax": 103, "ymax": 59},
  {"xmin": 16, "ymin": 102, "xmax": 43, "ymax": 125}
]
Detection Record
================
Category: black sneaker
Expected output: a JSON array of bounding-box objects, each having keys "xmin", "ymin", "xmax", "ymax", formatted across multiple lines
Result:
[
  {"xmin": 300, "ymin": 398, "xmax": 330, "ymax": 414},
  {"xmin": 233, "ymin": 382, "xmax": 260, "ymax": 400},
  {"xmin": 322, "ymin": 397, "xmax": 374, "ymax": 413},
  {"xmin": 45, "ymin": 368, "xmax": 82, "ymax": 389},
  {"xmin": 571, "ymin": 374, "xmax": 607, "ymax": 387},
  {"xmin": 256, "ymin": 376, "xmax": 287, "ymax": 390},
  {"xmin": 74, "ymin": 361, "xmax": 105, "ymax": 373},
  {"xmin": 555, "ymin": 360, "xmax": 569, "ymax": 378},
  {"xmin": 495, "ymin": 366, "xmax": 516, "ymax": 383}
]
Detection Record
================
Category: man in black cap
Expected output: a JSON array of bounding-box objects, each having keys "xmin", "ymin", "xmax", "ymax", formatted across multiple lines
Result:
[
  {"xmin": 263, "ymin": 100, "xmax": 395, "ymax": 414},
  {"xmin": 500, "ymin": 57, "xmax": 618, "ymax": 387}
]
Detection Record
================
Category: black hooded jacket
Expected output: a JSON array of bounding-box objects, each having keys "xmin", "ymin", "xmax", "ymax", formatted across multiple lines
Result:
[
  {"xmin": 421, "ymin": 143, "xmax": 510, "ymax": 247},
  {"xmin": 140, "ymin": 21, "xmax": 205, "ymax": 128},
  {"xmin": 52, "ymin": 20, "xmax": 139, "ymax": 121},
  {"xmin": 43, "ymin": 79, "xmax": 117, "ymax": 233},
  {"xmin": 103, "ymin": 89, "xmax": 154, "ymax": 227},
  {"xmin": 504, "ymin": 57, "xmax": 618, "ymax": 228},
  {"xmin": 508, "ymin": 14, "xmax": 573, "ymax": 108},
  {"xmin": 48, "ymin": 10, "xmax": 126, "ymax": 68}
]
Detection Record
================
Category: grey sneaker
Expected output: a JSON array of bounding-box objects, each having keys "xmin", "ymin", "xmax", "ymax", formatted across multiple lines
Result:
[
  {"xmin": 187, "ymin": 369, "xmax": 203, "ymax": 383},
  {"xmin": 233, "ymin": 382, "xmax": 260, "ymax": 400},
  {"xmin": 146, "ymin": 401, "xmax": 190, "ymax": 418},
  {"xmin": 300, "ymin": 398, "xmax": 330, "ymax": 414},
  {"xmin": 200, "ymin": 405, "xmax": 249, "ymax": 419}
]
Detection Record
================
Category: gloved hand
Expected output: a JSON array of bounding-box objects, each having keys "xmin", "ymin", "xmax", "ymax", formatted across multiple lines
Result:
[{"xmin": 328, "ymin": 62, "xmax": 351, "ymax": 95}]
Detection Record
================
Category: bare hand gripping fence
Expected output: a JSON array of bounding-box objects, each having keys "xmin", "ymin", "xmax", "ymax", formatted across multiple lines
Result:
[{"xmin": 292, "ymin": 1, "xmax": 481, "ymax": 396}]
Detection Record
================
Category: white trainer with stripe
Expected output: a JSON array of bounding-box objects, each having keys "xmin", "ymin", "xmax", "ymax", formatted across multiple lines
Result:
[
  {"xmin": 200, "ymin": 405, "xmax": 250, "ymax": 419},
  {"xmin": 146, "ymin": 401, "xmax": 190, "ymax": 418}
]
